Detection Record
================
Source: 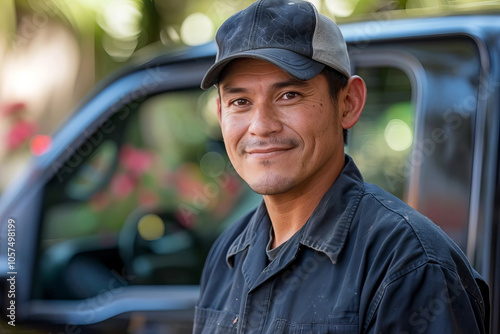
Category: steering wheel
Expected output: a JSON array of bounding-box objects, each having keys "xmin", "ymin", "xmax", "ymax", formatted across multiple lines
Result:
[{"xmin": 118, "ymin": 208, "xmax": 202, "ymax": 285}]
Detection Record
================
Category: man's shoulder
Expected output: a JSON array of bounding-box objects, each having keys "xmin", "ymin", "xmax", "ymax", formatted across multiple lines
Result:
[
  {"xmin": 355, "ymin": 183, "xmax": 488, "ymax": 330},
  {"xmin": 360, "ymin": 182, "xmax": 443, "ymax": 234},
  {"xmin": 356, "ymin": 182, "xmax": 468, "ymax": 269}
]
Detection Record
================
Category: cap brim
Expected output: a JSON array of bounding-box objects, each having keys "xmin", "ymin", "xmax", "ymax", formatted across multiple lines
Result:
[{"xmin": 201, "ymin": 48, "xmax": 324, "ymax": 89}]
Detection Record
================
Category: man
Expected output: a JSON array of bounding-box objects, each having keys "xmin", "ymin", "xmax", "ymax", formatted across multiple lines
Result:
[{"xmin": 194, "ymin": 0, "xmax": 490, "ymax": 333}]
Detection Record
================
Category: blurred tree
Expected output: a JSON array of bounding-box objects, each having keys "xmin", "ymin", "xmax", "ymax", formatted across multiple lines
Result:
[{"xmin": 3, "ymin": 0, "xmax": 500, "ymax": 86}]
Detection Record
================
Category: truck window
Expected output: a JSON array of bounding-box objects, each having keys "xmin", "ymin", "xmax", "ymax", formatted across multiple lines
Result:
[
  {"xmin": 348, "ymin": 37, "xmax": 481, "ymax": 254},
  {"xmin": 347, "ymin": 66, "xmax": 413, "ymax": 201},
  {"xmin": 33, "ymin": 88, "xmax": 258, "ymax": 300}
]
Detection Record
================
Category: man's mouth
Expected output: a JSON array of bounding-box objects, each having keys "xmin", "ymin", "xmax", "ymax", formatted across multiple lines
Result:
[
  {"xmin": 239, "ymin": 138, "xmax": 299, "ymax": 158},
  {"xmin": 245, "ymin": 146, "xmax": 294, "ymax": 159}
]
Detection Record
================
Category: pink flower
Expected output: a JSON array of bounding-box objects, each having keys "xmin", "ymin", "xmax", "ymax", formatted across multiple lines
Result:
[
  {"xmin": 110, "ymin": 173, "xmax": 136, "ymax": 198},
  {"xmin": 1, "ymin": 102, "xmax": 26, "ymax": 117},
  {"xmin": 174, "ymin": 164, "xmax": 206, "ymax": 200},
  {"xmin": 30, "ymin": 135, "xmax": 52, "ymax": 156},
  {"xmin": 6, "ymin": 120, "xmax": 37, "ymax": 151},
  {"xmin": 90, "ymin": 191, "xmax": 110, "ymax": 211},
  {"xmin": 222, "ymin": 175, "xmax": 241, "ymax": 194},
  {"xmin": 138, "ymin": 189, "xmax": 159, "ymax": 208},
  {"xmin": 176, "ymin": 208, "xmax": 196, "ymax": 228},
  {"xmin": 119, "ymin": 145, "xmax": 153, "ymax": 176}
]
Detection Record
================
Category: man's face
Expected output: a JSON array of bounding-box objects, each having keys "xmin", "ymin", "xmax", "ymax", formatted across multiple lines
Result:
[{"xmin": 217, "ymin": 58, "xmax": 346, "ymax": 196}]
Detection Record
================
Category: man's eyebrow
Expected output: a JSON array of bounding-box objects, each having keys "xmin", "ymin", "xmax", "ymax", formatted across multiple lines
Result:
[
  {"xmin": 221, "ymin": 78, "xmax": 310, "ymax": 95},
  {"xmin": 221, "ymin": 85, "xmax": 248, "ymax": 95},
  {"xmin": 271, "ymin": 78, "xmax": 310, "ymax": 90}
]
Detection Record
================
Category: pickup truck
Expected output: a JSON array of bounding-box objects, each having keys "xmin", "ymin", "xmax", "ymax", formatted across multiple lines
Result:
[{"xmin": 0, "ymin": 13, "xmax": 498, "ymax": 334}]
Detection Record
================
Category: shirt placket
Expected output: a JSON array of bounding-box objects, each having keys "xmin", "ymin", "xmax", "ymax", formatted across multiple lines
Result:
[
  {"xmin": 237, "ymin": 279, "xmax": 274, "ymax": 333},
  {"xmin": 236, "ymin": 227, "xmax": 302, "ymax": 333}
]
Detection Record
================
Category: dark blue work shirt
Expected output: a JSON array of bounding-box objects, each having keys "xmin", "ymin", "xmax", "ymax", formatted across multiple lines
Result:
[{"xmin": 194, "ymin": 156, "xmax": 489, "ymax": 333}]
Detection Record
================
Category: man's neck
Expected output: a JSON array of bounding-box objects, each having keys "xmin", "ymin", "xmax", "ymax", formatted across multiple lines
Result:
[{"xmin": 263, "ymin": 159, "xmax": 345, "ymax": 249}]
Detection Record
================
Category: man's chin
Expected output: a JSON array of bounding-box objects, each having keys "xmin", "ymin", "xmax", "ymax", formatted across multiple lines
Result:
[{"xmin": 247, "ymin": 176, "xmax": 296, "ymax": 196}]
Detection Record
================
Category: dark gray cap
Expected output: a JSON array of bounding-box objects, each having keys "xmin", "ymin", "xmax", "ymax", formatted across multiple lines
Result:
[{"xmin": 201, "ymin": 0, "xmax": 351, "ymax": 89}]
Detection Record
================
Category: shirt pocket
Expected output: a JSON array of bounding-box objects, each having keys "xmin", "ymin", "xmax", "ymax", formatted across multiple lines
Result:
[
  {"xmin": 274, "ymin": 318, "xmax": 358, "ymax": 334},
  {"xmin": 193, "ymin": 306, "xmax": 238, "ymax": 334}
]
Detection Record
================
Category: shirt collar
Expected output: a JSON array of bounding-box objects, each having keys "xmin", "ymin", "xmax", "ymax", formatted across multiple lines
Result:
[
  {"xmin": 226, "ymin": 155, "xmax": 364, "ymax": 267},
  {"xmin": 299, "ymin": 155, "xmax": 364, "ymax": 263},
  {"xmin": 226, "ymin": 201, "xmax": 269, "ymax": 268}
]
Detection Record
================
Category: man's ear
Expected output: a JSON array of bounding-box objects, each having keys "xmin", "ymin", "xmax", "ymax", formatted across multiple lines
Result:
[{"xmin": 341, "ymin": 75, "xmax": 366, "ymax": 130}]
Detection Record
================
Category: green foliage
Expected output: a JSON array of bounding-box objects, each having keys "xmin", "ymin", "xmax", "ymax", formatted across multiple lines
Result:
[{"xmin": 3, "ymin": 0, "xmax": 500, "ymax": 80}]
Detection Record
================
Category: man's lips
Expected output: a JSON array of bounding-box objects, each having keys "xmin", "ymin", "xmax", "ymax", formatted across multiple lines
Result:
[
  {"xmin": 238, "ymin": 138, "xmax": 300, "ymax": 157},
  {"xmin": 247, "ymin": 147, "xmax": 291, "ymax": 154},
  {"xmin": 244, "ymin": 146, "xmax": 295, "ymax": 159}
]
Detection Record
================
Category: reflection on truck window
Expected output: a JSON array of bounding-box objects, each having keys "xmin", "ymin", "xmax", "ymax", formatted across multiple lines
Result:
[
  {"xmin": 348, "ymin": 37, "xmax": 481, "ymax": 254},
  {"xmin": 347, "ymin": 66, "xmax": 413, "ymax": 201},
  {"xmin": 34, "ymin": 88, "xmax": 258, "ymax": 300}
]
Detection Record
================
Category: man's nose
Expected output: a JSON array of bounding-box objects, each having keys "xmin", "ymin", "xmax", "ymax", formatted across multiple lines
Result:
[{"xmin": 248, "ymin": 102, "xmax": 283, "ymax": 136}]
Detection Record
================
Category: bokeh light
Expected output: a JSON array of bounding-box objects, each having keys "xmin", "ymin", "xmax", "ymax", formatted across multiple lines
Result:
[
  {"xmin": 102, "ymin": 0, "xmax": 142, "ymax": 39},
  {"xmin": 325, "ymin": 0, "xmax": 359, "ymax": 17},
  {"xmin": 180, "ymin": 12, "xmax": 214, "ymax": 46},
  {"xmin": 97, "ymin": 0, "xmax": 143, "ymax": 61},
  {"xmin": 384, "ymin": 119, "xmax": 413, "ymax": 151},
  {"xmin": 160, "ymin": 26, "xmax": 181, "ymax": 45},
  {"xmin": 200, "ymin": 151, "xmax": 226, "ymax": 178},
  {"xmin": 138, "ymin": 214, "xmax": 165, "ymax": 241},
  {"xmin": 30, "ymin": 135, "xmax": 52, "ymax": 156}
]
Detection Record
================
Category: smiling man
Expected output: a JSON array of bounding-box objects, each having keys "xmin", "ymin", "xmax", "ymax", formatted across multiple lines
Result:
[{"xmin": 193, "ymin": 0, "xmax": 489, "ymax": 333}]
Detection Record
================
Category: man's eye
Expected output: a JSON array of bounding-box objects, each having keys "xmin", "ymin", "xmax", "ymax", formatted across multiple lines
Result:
[
  {"xmin": 232, "ymin": 99, "xmax": 249, "ymax": 106},
  {"xmin": 282, "ymin": 92, "xmax": 299, "ymax": 100}
]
